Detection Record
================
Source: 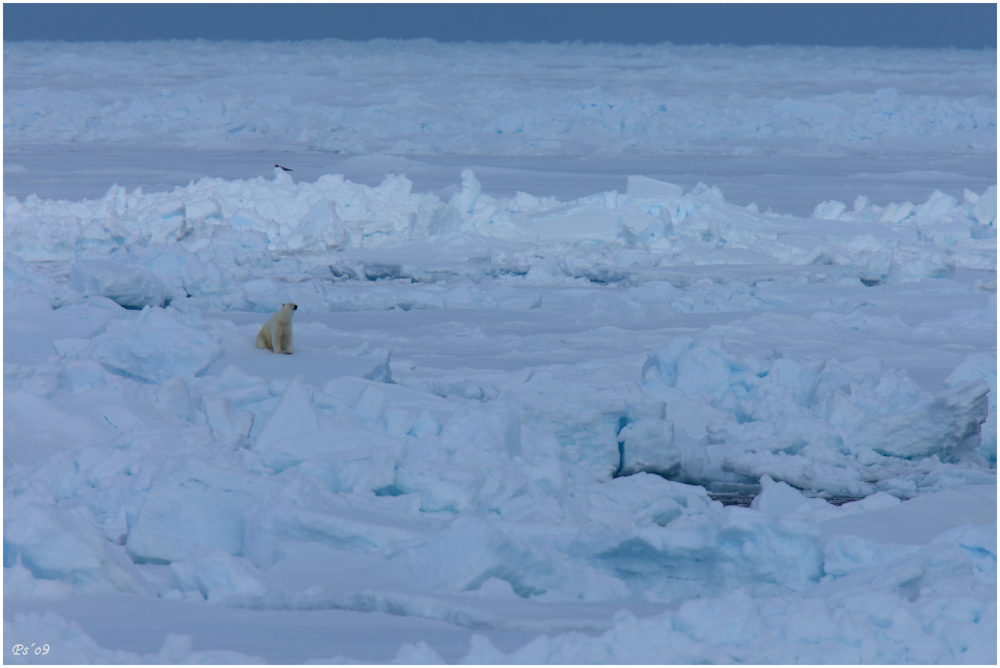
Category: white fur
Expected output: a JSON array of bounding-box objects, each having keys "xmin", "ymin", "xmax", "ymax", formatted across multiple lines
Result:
[{"xmin": 256, "ymin": 303, "xmax": 297, "ymax": 354}]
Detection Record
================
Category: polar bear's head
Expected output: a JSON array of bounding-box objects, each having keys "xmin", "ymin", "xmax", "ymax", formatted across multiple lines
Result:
[{"xmin": 275, "ymin": 302, "xmax": 297, "ymax": 322}]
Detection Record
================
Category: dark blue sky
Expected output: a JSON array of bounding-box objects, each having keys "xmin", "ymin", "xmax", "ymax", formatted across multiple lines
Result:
[{"xmin": 3, "ymin": 3, "xmax": 996, "ymax": 49}]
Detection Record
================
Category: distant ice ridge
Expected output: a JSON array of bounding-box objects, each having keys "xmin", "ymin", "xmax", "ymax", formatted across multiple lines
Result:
[
  {"xmin": 4, "ymin": 169, "xmax": 996, "ymax": 314},
  {"xmin": 3, "ymin": 41, "xmax": 995, "ymax": 155}
]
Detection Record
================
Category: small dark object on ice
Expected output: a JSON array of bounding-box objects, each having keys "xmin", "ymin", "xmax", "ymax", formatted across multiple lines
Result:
[{"xmin": 275, "ymin": 164, "xmax": 293, "ymax": 171}]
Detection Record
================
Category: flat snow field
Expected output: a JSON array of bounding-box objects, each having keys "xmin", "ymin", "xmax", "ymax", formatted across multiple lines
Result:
[{"xmin": 3, "ymin": 39, "xmax": 997, "ymax": 664}]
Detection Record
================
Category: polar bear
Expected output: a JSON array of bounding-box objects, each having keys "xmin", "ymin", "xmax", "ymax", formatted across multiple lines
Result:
[{"xmin": 256, "ymin": 303, "xmax": 297, "ymax": 354}]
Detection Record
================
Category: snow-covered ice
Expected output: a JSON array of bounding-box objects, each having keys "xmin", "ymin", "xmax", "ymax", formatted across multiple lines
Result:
[{"xmin": 3, "ymin": 38, "xmax": 996, "ymax": 663}]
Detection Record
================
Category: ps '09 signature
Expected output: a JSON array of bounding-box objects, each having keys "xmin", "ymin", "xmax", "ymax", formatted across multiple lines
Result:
[{"xmin": 11, "ymin": 643, "xmax": 51, "ymax": 656}]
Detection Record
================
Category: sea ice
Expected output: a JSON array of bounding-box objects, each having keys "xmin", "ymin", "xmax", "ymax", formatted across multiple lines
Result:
[
  {"xmin": 79, "ymin": 306, "xmax": 222, "ymax": 384},
  {"xmin": 3, "ymin": 37, "xmax": 995, "ymax": 664}
]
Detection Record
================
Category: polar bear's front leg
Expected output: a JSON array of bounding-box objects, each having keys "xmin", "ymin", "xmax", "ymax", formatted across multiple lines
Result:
[
  {"xmin": 269, "ymin": 321, "xmax": 283, "ymax": 353},
  {"xmin": 280, "ymin": 326, "xmax": 293, "ymax": 354}
]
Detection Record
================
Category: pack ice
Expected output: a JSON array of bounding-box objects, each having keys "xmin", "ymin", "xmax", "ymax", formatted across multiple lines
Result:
[
  {"xmin": 5, "ymin": 165, "xmax": 995, "ymax": 662},
  {"xmin": 3, "ymin": 38, "xmax": 997, "ymax": 665}
]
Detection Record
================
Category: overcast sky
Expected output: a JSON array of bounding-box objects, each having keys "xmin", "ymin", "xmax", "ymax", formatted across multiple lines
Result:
[{"xmin": 3, "ymin": 3, "xmax": 996, "ymax": 49}]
